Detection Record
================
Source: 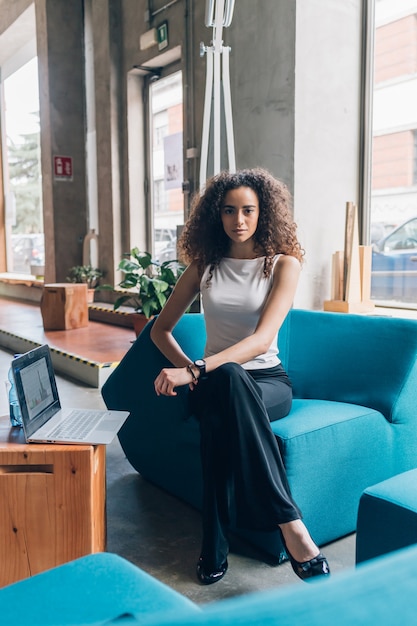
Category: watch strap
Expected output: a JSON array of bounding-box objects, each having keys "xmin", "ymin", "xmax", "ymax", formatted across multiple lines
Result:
[{"xmin": 187, "ymin": 363, "xmax": 198, "ymax": 383}]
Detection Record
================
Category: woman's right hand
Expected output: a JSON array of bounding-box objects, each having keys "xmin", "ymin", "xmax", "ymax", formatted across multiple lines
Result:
[{"xmin": 154, "ymin": 366, "xmax": 197, "ymax": 397}]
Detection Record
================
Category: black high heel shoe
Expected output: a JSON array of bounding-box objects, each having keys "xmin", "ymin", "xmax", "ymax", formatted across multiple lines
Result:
[
  {"xmin": 279, "ymin": 531, "xmax": 330, "ymax": 582},
  {"xmin": 196, "ymin": 557, "xmax": 228, "ymax": 585}
]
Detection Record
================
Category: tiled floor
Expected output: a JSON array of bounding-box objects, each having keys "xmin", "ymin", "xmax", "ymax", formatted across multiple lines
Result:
[
  {"xmin": 0, "ymin": 297, "xmax": 133, "ymax": 364},
  {"xmin": 0, "ymin": 298, "xmax": 356, "ymax": 605},
  {"xmin": 0, "ymin": 296, "xmax": 136, "ymax": 386}
]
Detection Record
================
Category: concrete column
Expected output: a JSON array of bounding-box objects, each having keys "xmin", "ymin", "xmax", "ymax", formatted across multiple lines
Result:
[
  {"xmin": 228, "ymin": 0, "xmax": 296, "ymax": 188},
  {"xmin": 36, "ymin": 0, "xmax": 87, "ymax": 282},
  {"xmin": 90, "ymin": 0, "xmax": 125, "ymax": 286}
]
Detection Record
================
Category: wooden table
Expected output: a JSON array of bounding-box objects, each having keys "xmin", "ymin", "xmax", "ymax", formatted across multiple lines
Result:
[
  {"xmin": 0, "ymin": 416, "xmax": 106, "ymax": 587},
  {"xmin": 40, "ymin": 283, "xmax": 89, "ymax": 330}
]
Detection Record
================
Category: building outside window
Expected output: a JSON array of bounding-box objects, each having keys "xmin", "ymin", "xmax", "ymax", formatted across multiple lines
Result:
[{"xmin": 370, "ymin": 0, "xmax": 417, "ymax": 306}]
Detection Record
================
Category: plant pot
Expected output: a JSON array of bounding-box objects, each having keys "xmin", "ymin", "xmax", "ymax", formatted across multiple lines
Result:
[
  {"xmin": 131, "ymin": 313, "xmax": 153, "ymax": 337},
  {"xmin": 31, "ymin": 264, "xmax": 45, "ymax": 279},
  {"xmin": 87, "ymin": 288, "xmax": 95, "ymax": 304}
]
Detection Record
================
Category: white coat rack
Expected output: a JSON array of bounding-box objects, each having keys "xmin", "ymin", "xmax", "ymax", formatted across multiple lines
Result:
[{"xmin": 199, "ymin": 0, "xmax": 236, "ymax": 189}]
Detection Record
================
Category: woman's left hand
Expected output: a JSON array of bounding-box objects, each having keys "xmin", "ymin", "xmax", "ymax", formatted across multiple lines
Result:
[{"xmin": 154, "ymin": 366, "xmax": 195, "ymax": 396}]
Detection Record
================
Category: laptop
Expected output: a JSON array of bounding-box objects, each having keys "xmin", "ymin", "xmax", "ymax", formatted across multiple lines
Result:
[{"xmin": 11, "ymin": 344, "xmax": 129, "ymax": 445}]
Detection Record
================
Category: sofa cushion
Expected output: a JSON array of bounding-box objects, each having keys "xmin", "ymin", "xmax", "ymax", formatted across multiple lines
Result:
[
  {"xmin": 0, "ymin": 553, "xmax": 198, "ymax": 626},
  {"xmin": 270, "ymin": 399, "xmax": 395, "ymax": 543}
]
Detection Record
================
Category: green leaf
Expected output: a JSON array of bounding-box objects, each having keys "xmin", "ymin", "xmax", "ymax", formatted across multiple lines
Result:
[
  {"xmin": 155, "ymin": 291, "xmax": 167, "ymax": 309},
  {"xmin": 118, "ymin": 259, "xmax": 140, "ymax": 273},
  {"xmin": 151, "ymin": 278, "xmax": 169, "ymax": 294},
  {"xmin": 118, "ymin": 276, "xmax": 140, "ymax": 289},
  {"xmin": 113, "ymin": 294, "xmax": 133, "ymax": 310},
  {"xmin": 139, "ymin": 274, "xmax": 152, "ymax": 295},
  {"xmin": 141, "ymin": 300, "xmax": 153, "ymax": 318},
  {"xmin": 131, "ymin": 249, "xmax": 152, "ymax": 270},
  {"xmin": 160, "ymin": 266, "xmax": 175, "ymax": 283}
]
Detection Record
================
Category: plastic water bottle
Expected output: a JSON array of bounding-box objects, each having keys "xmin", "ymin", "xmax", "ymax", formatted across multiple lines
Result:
[{"xmin": 8, "ymin": 355, "xmax": 23, "ymax": 427}]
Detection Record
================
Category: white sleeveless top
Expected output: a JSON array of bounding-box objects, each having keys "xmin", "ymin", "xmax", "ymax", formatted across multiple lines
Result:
[{"xmin": 200, "ymin": 256, "xmax": 281, "ymax": 370}]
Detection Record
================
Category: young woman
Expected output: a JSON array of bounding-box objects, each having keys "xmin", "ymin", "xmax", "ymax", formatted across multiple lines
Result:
[{"xmin": 151, "ymin": 168, "xmax": 330, "ymax": 584}]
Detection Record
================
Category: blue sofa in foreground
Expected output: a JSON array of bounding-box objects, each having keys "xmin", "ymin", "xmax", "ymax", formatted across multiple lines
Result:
[
  {"xmin": 356, "ymin": 468, "xmax": 417, "ymax": 564},
  {"xmin": 2, "ymin": 546, "xmax": 417, "ymax": 625},
  {"xmin": 102, "ymin": 309, "xmax": 417, "ymax": 560}
]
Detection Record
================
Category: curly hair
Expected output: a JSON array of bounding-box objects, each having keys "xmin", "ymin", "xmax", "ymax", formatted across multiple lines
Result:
[{"xmin": 178, "ymin": 167, "xmax": 304, "ymax": 281}]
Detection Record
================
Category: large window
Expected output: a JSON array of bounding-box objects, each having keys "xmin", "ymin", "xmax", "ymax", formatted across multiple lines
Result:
[
  {"xmin": 148, "ymin": 71, "xmax": 183, "ymax": 263},
  {"xmin": 2, "ymin": 57, "xmax": 44, "ymax": 275},
  {"xmin": 370, "ymin": 1, "xmax": 417, "ymax": 306}
]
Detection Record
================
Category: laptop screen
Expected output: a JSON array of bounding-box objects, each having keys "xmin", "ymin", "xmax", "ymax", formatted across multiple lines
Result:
[
  {"xmin": 20, "ymin": 356, "xmax": 54, "ymax": 420},
  {"xmin": 12, "ymin": 345, "xmax": 61, "ymax": 438}
]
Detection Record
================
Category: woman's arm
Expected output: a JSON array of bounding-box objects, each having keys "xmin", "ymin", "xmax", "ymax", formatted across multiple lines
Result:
[
  {"xmin": 151, "ymin": 261, "xmax": 201, "ymax": 395},
  {"xmin": 153, "ymin": 255, "xmax": 300, "ymax": 396}
]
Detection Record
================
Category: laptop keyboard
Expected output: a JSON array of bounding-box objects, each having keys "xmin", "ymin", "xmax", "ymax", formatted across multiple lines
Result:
[{"xmin": 47, "ymin": 410, "xmax": 103, "ymax": 440}]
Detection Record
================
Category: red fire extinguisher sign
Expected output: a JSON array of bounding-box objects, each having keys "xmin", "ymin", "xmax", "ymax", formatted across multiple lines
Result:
[{"xmin": 53, "ymin": 155, "xmax": 73, "ymax": 181}]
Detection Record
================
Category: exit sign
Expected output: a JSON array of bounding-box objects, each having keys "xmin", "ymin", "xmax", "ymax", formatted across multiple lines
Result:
[{"xmin": 158, "ymin": 21, "xmax": 168, "ymax": 50}]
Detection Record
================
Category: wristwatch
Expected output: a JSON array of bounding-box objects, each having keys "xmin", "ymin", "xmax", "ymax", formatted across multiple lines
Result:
[{"xmin": 193, "ymin": 359, "xmax": 207, "ymax": 380}]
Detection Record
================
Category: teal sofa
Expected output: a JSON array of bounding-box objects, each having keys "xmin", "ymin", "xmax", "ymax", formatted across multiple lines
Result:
[
  {"xmin": 102, "ymin": 309, "xmax": 417, "ymax": 560},
  {"xmin": 2, "ymin": 546, "xmax": 417, "ymax": 625},
  {"xmin": 356, "ymin": 468, "xmax": 417, "ymax": 563}
]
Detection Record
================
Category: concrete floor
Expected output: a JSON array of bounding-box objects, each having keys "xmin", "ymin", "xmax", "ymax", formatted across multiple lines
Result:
[{"xmin": 0, "ymin": 346, "xmax": 356, "ymax": 606}]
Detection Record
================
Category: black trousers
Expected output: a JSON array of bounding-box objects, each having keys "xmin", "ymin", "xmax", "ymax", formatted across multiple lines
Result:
[{"xmin": 189, "ymin": 362, "xmax": 302, "ymax": 570}]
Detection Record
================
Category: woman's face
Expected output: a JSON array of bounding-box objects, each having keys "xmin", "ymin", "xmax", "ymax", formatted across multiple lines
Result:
[{"xmin": 220, "ymin": 186, "xmax": 260, "ymax": 245}]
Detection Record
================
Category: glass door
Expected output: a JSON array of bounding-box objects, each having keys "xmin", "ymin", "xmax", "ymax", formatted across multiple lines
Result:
[{"xmin": 148, "ymin": 70, "xmax": 184, "ymax": 262}]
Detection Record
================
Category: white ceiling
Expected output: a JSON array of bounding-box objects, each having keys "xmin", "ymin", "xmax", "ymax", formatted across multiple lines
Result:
[{"xmin": 0, "ymin": 4, "xmax": 36, "ymax": 78}]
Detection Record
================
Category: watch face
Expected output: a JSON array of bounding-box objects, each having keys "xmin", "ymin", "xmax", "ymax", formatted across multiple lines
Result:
[{"xmin": 194, "ymin": 359, "xmax": 207, "ymax": 379}]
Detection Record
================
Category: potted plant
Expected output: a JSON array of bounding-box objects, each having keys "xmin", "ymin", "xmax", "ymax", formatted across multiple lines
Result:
[
  {"xmin": 67, "ymin": 265, "xmax": 103, "ymax": 303},
  {"xmin": 112, "ymin": 248, "xmax": 186, "ymax": 335}
]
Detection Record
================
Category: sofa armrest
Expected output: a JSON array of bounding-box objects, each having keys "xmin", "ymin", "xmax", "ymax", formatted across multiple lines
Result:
[
  {"xmin": 284, "ymin": 310, "xmax": 417, "ymax": 422},
  {"xmin": 102, "ymin": 314, "xmax": 206, "ymax": 504}
]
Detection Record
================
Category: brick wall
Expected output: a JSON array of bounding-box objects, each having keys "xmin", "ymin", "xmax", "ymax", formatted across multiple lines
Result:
[
  {"xmin": 375, "ymin": 14, "xmax": 417, "ymax": 83},
  {"xmin": 372, "ymin": 130, "xmax": 415, "ymax": 188}
]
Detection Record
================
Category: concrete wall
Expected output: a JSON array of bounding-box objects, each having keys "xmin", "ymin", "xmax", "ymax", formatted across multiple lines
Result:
[
  {"xmin": 0, "ymin": 0, "xmax": 363, "ymax": 308},
  {"xmin": 228, "ymin": 0, "xmax": 296, "ymax": 187},
  {"xmin": 294, "ymin": 0, "xmax": 362, "ymax": 309}
]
